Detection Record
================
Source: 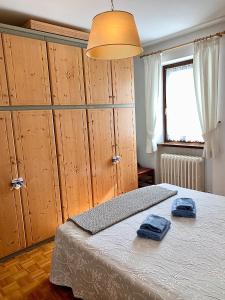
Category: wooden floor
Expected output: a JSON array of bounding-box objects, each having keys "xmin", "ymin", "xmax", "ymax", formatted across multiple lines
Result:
[{"xmin": 0, "ymin": 242, "xmax": 78, "ymax": 300}]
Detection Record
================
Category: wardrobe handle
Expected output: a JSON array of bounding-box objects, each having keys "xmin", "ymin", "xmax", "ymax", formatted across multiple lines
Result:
[
  {"xmin": 112, "ymin": 155, "xmax": 121, "ymax": 164},
  {"xmin": 11, "ymin": 177, "xmax": 25, "ymax": 190}
]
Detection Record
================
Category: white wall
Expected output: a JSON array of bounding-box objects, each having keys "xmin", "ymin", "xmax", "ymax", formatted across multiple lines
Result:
[{"xmin": 134, "ymin": 21, "xmax": 225, "ymax": 195}]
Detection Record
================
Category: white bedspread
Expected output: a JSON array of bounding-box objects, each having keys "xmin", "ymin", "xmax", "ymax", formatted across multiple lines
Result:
[{"xmin": 50, "ymin": 184, "xmax": 225, "ymax": 300}]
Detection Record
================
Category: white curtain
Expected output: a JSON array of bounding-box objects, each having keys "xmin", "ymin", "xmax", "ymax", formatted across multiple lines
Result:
[
  {"xmin": 166, "ymin": 63, "xmax": 203, "ymax": 143},
  {"xmin": 193, "ymin": 38, "xmax": 220, "ymax": 159},
  {"xmin": 144, "ymin": 53, "xmax": 162, "ymax": 153}
]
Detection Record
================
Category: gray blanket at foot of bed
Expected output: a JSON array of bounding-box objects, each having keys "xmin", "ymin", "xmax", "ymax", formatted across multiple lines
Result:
[{"xmin": 69, "ymin": 185, "xmax": 177, "ymax": 234}]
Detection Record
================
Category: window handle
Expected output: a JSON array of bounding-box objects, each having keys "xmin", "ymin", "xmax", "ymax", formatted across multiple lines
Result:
[{"xmin": 165, "ymin": 107, "xmax": 167, "ymax": 115}]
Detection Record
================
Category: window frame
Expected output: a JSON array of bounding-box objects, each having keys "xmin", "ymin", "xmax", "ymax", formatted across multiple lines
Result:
[{"xmin": 162, "ymin": 59, "xmax": 204, "ymax": 147}]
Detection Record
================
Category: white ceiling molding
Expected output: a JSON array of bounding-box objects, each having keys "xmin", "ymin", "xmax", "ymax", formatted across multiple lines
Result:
[{"xmin": 142, "ymin": 15, "xmax": 225, "ymax": 48}]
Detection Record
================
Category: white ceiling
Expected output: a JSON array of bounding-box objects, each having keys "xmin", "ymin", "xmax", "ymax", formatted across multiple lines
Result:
[{"xmin": 1, "ymin": 0, "xmax": 225, "ymax": 44}]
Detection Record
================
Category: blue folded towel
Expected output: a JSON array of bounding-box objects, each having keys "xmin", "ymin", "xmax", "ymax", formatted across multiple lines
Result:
[
  {"xmin": 137, "ymin": 214, "xmax": 171, "ymax": 241},
  {"xmin": 140, "ymin": 214, "xmax": 168, "ymax": 233},
  {"xmin": 172, "ymin": 198, "xmax": 196, "ymax": 218}
]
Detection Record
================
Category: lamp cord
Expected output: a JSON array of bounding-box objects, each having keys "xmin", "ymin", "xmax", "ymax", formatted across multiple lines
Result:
[{"xmin": 110, "ymin": 0, "xmax": 114, "ymax": 11}]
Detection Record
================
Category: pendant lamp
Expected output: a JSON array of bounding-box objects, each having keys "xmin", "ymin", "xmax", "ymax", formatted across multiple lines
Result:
[{"xmin": 86, "ymin": 0, "xmax": 143, "ymax": 60}]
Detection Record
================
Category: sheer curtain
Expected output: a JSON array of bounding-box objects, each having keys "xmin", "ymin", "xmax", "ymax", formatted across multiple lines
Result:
[
  {"xmin": 193, "ymin": 38, "xmax": 220, "ymax": 159},
  {"xmin": 144, "ymin": 53, "xmax": 162, "ymax": 153},
  {"xmin": 166, "ymin": 63, "xmax": 203, "ymax": 142}
]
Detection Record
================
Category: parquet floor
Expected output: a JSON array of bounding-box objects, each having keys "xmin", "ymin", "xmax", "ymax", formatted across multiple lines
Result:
[{"xmin": 0, "ymin": 242, "xmax": 78, "ymax": 300}]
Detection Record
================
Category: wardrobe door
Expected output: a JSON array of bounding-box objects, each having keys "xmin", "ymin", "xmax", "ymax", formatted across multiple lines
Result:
[
  {"xmin": 12, "ymin": 110, "xmax": 62, "ymax": 246},
  {"xmin": 48, "ymin": 43, "xmax": 85, "ymax": 105},
  {"xmin": 0, "ymin": 35, "xmax": 9, "ymax": 106},
  {"xmin": 114, "ymin": 108, "xmax": 138, "ymax": 194},
  {"xmin": 88, "ymin": 109, "xmax": 117, "ymax": 205},
  {"xmin": 3, "ymin": 34, "xmax": 51, "ymax": 105},
  {"xmin": 0, "ymin": 112, "xmax": 26, "ymax": 258},
  {"xmin": 111, "ymin": 58, "xmax": 134, "ymax": 104},
  {"xmin": 83, "ymin": 51, "xmax": 113, "ymax": 104},
  {"xmin": 54, "ymin": 110, "xmax": 92, "ymax": 219}
]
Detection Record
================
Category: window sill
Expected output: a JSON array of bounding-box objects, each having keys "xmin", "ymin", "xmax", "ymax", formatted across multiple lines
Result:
[{"xmin": 158, "ymin": 142, "xmax": 204, "ymax": 149}]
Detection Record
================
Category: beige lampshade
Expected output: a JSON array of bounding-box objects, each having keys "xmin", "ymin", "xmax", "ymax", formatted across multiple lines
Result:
[{"xmin": 86, "ymin": 10, "xmax": 143, "ymax": 60}]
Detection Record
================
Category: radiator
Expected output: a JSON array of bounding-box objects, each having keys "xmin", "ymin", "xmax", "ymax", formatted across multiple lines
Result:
[{"xmin": 160, "ymin": 154, "xmax": 204, "ymax": 191}]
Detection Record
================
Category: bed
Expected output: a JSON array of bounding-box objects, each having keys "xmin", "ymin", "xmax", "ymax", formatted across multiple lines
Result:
[{"xmin": 50, "ymin": 184, "xmax": 225, "ymax": 300}]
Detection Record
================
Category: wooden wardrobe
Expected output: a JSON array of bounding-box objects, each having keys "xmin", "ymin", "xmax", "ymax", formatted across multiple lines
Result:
[{"xmin": 0, "ymin": 30, "xmax": 137, "ymax": 258}]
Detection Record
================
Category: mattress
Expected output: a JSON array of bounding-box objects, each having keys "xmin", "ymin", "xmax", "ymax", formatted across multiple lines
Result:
[{"xmin": 50, "ymin": 184, "xmax": 225, "ymax": 300}]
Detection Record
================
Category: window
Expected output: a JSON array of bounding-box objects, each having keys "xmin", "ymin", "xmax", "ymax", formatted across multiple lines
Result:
[{"xmin": 163, "ymin": 60, "xmax": 203, "ymax": 143}]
